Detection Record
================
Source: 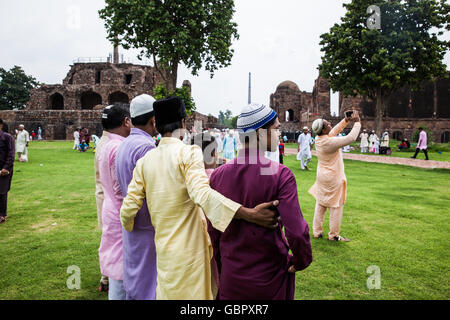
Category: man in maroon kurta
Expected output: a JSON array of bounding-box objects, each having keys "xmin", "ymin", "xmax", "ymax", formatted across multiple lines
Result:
[
  {"xmin": 0, "ymin": 119, "xmax": 15, "ymax": 224},
  {"xmin": 208, "ymin": 103, "xmax": 313, "ymax": 300}
]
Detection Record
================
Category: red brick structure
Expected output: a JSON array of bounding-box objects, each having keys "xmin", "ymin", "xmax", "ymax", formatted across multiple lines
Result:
[
  {"xmin": 339, "ymin": 76, "xmax": 450, "ymax": 143},
  {"xmin": 270, "ymin": 75, "xmax": 331, "ymax": 134},
  {"xmin": 269, "ymin": 74, "xmax": 450, "ymax": 143},
  {"xmin": 0, "ymin": 62, "xmax": 218, "ymax": 139}
]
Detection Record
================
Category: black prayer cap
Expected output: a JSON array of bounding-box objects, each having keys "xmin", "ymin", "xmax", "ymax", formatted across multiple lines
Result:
[{"xmin": 154, "ymin": 96, "xmax": 187, "ymax": 126}]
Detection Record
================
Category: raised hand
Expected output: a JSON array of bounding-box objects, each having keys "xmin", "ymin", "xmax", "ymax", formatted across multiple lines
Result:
[{"xmin": 351, "ymin": 110, "xmax": 360, "ymax": 122}]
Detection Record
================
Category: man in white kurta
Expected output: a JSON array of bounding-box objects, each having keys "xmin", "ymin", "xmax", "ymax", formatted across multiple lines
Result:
[
  {"xmin": 368, "ymin": 131, "xmax": 378, "ymax": 152},
  {"xmin": 380, "ymin": 130, "xmax": 390, "ymax": 152},
  {"xmin": 16, "ymin": 125, "xmax": 30, "ymax": 161},
  {"xmin": 297, "ymin": 127, "xmax": 312, "ymax": 170},
  {"xmin": 360, "ymin": 130, "xmax": 369, "ymax": 153}
]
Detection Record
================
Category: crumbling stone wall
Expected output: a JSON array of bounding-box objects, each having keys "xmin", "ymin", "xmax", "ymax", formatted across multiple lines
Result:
[
  {"xmin": 339, "ymin": 76, "xmax": 450, "ymax": 120},
  {"xmin": 312, "ymin": 76, "xmax": 331, "ymax": 117},
  {"xmin": 186, "ymin": 112, "xmax": 219, "ymax": 130},
  {"xmin": 27, "ymin": 62, "xmax": 164, "ymax": 112},
  {"xmin": 0, "ymin": 110, "xmax": 104, "ymax": 140},
  {"xmin": 0, "ymin": 62, "xmax": 219, "ymax": 140}
]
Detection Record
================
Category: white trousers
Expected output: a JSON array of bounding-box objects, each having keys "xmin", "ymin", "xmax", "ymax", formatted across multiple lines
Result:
[{"xmin": 298, "ymin": 149, "xmax": 312, "ymax": 169}]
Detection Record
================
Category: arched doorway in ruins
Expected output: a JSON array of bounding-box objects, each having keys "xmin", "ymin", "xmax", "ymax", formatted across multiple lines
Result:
[
  {"xmin": 108, "ymin": 91, "xmax": 129, "ymax": 105},
  {"xmin": 285, "ymin": 109, "xmax": 295, "ymax": 122},
  {"xmin": 49, "ymin": 93, "xmax": 64, "ymax": 110},
  {"xmin": 81, "ymin": 91, "xmax": 102, "ymax": 110}
]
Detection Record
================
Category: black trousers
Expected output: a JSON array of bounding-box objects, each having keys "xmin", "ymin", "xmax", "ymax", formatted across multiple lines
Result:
[
  {"xmin": 0, "ymin": 193, "xmax": 7, "ymax": 217},
  {"xmin": 412, "ymin": 148, "xmax": 429, "ymax": 160}
]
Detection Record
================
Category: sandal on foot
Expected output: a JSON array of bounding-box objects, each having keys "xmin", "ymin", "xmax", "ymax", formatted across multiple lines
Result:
[
  {"xmin": 0, "ymin": 216, "xmax": 6, "ymax": 224},
  {"xmin": 314, "ymin": 233, "xmax": 323, "ymax": 239},
  {"xmin": 329, "ymin": 235, "xmax": 350, "ymax": 242}
]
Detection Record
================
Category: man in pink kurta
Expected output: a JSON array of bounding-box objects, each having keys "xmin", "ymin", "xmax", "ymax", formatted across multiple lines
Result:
[
  {"xmin": 94, "ymin": 130, "xmax": 110, "ymax": 291},
  {"xmin": 309, "ymin": 112, "xmax": 361, "ymax": 242},
  {"xmin": 411, "ymin": 127, "xmax": 429, "ymax": 160},
  {"xmin": 97, "ymin": 104, "xmax": 131, "ymax": 300},
  {"xmin": 98, "ymin": 133, "xmax": 125, "ymax": 282}
]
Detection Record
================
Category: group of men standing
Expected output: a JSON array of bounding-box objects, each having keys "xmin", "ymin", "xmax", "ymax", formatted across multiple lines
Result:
[
  {"xmin": 94, "ymin": 96, "xmax": 313, "ymax": 300},
  {"xmin": 359, "ymin": 129, "xmax": 390, "ymax": 154}
]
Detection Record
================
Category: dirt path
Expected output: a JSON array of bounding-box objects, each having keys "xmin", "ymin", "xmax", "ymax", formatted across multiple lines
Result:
[{"xmin": 285, "ymin": 148, "xmax": 450, "ymax": 170}]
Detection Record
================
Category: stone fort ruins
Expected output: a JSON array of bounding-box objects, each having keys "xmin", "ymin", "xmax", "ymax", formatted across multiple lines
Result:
[
  {"xmin": 271, "ymin": 74, "xmax": 450, "ymax": 143},
  {"xmin": 0, "ymin": 52, "xmax": 217, "ymax": 140}
]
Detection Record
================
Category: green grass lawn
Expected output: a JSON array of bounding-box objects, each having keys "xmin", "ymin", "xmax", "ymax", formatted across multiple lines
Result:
[
  {"xmin": 285, "ymin": 141, "xmax": 450, "ymax": 162},
  {"xmin": 1, "ymin": 141, "xmax": 449, "ymax": 299}
]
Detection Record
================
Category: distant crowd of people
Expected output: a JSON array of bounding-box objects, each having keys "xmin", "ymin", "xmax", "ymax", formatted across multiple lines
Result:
[
  {"xmin": 73, "ymin": 127, "xmax": 93, "ymax": 152},
  {"xmin": 358, "ymin": 129, "xmax": 390, "ymax": 154}
]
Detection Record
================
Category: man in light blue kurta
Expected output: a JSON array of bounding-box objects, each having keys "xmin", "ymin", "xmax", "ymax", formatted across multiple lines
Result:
[{"xmin": 222, "ymin": 131, "xmax": 236, "ymax": 160}]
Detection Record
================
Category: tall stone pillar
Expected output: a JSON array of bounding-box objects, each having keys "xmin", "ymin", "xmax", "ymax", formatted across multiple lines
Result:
[{"xmin": 113, "ymin": 45, "xmax": 119, "ymax": 64}]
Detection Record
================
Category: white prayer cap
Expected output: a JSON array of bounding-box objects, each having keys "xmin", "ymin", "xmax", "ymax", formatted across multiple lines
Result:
[
  {"xmin": 130, "ymin": 94, "xmax": 156, "ymax": 118},
  {"xmin": 312, "ymin": 119, "xmax": 323, "ymax": 135},
  {"xmin": 237, "ymin": 103, "xmax": 277, "ymax": 133},
  {"xmin": 19, "ymin": 124, "xmax": 24, "ymax": 127},
  {"xmin": 303, "ymin": 126, "xmax": 308, "ymax": 130}
]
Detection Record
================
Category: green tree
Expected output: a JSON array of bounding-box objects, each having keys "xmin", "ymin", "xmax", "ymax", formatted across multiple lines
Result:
[
  {"xmin": 230, "ymin": 115, "xmax": 238, "ymax": 129},
  {"xmin": 218, "ymin": 109, "xmax": 234, "ymax": 128},
  {"xmin": 99, "ymin": 0, "xmax": 239, "ymax": 91},
  {"xmin": 319, "ymin": 0, "xmax": 449, "ymax": 134},
  {"xmin": 218, "ymin": 111, "xmax": 225, "ymax": 125},
  {"xmin": 153, "ymin": 83, "xmax": 196, "ymax": 116},
  {"xmin": 0, "ymin": 66, "xmax": 38, "ymax": 110}
]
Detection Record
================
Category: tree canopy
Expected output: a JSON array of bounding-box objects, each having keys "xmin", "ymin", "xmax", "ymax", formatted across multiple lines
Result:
[
  {"xmin": 153, "ymin": 83, "xmax": 196, "ymax": 116},
  {"xmin": 99, "ymin": 0, "xmax": 239, "ymax": 91},
  {"xmin": 0, "ymin": 66, "xmax": 38, "ymax": 110},
  {"xmin": 319, "ymin": 0, "xmax": 449, "ymax": 133},
  {"xmin": 218, "ymin": 109, "xmax": 236, "ymax": 128}
]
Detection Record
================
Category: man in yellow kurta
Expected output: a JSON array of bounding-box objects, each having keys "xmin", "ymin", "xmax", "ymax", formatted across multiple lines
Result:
[
  {"xmin": 120, "ymin": 97, "xmax": 279, "ymax": 300},
  {"xmin": 308, "ymin": 111, "xmax": 361, "ymax": 242}
]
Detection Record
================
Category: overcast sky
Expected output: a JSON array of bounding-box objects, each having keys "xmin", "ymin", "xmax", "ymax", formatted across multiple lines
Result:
[{"xmin": 1, "ymin": 0, "xmax": 449, "ymax": 117}]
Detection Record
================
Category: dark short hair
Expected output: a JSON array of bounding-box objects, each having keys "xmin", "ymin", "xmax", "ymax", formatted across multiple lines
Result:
[
  {"xmin": 156, "ymin": 119, "xmax": 185, "ymax": 136},
  {"xmin": 418, "ymin": 127, "xmax": 423, "ymax": 130},
  {"xmin": 191, "ymin": 133, "xmax": 216, "ymax": 153},
  {"xmin": 131, "ymin": 111, "xmax": 155, "ymax": 127},
  {"xmin": 102, "ymin": 103, "xmax": 130, "ymax": 130}
]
